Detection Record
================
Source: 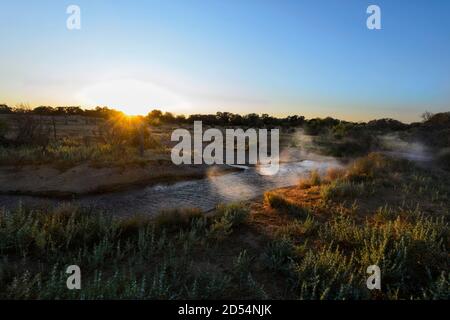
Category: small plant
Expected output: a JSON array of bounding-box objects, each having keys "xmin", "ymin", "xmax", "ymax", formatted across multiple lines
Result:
[
  {"xmin": 233, "ymin": 250, "xmax": 252, "ymax": 279},
  {"xmin": 208, "ymin": 203, "xmax": 249, "ymax": 241},
  {"xmin": 277, "ymin": 215, "xmax": 318, "ymax": 239},
  {"xmin": 208, "ymin": 215, "xmax": 233, "ymax": 240},
  {"xmin": 262, "ymin": 238, "xmax": 295, "ymax": 273},
  {"xmin": 298, "ymin": 170, "xmax": 322, "ymax": 189},
  {"xmin": 290, "ymin": 245, "xmax": 365, "ymax": 299},
  {"xmin": 320, "ymin": 179, "xmax": 366, "ymax": 201},
  {"xmin": 215, "ymin": 203, "xmax": 249, "ymax": 226},
  {"xmin": 264, "ymin": 192, "xmax": 289, "ymax": 209},
  {"xmin": 154, "ymin": 208, "xmax": 203, "ymax": 229}
]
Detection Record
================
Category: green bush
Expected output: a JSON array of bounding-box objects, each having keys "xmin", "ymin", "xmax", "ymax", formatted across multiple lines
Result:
[
  {"xmin": 208, "ymin": 203, "xmax": 249, "ymax": 240},
  {"xmin": 215, "ymin": 203, "xmax": 249, "ymax": 226},
  {"xmin": 290, "ymin": 245, "xmax": 366, "ymax": 299},
  {"xmin": 262, "ymin": 238, "xmax": 295, "ymax": 273}
]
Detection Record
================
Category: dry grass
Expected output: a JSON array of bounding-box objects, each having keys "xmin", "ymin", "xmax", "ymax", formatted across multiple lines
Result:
[
  {"xmin": 298, "ymin": 169, "xmax": 322, "ymax": 189},
  {"xmin": 325, "ymin": 167, "xmax": 346, "ymax": 181}
]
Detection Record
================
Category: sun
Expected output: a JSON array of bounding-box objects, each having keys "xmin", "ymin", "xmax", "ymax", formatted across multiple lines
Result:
[{"xmin": 77, "ymin": 78, "xmax": 191, "ymax": 115}]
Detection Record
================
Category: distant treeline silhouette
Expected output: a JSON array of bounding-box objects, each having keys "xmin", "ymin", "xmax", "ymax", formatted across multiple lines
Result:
[
  {"xmin": 0, "ymin": 104, "xmax": 122, "ymax": 119},
  {"xmin": 0, "ymin": 104, "xmax": 319, "ymax": 127},
  {"xmin": 2, "ymin": 104, "xmax": 448, "ymax": 134}
]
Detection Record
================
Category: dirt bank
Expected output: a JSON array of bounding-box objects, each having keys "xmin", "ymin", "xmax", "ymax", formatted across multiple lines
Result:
[{"xmin": 0, "ymin": 161, "xmax": 241, "ymax": 198}]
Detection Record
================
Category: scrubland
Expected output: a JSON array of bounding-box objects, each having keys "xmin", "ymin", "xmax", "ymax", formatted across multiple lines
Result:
[
  {"xmin": 0, "ymin": 109, "xmax": 449, "ymax": 299},
  {"xmin": 0, "ymin": 153, "xmax": 448, "ymax": 299}
]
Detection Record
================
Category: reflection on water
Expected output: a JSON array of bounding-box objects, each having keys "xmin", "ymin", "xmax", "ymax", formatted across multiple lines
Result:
[{"xmin": 0, "ymin": 160, "xmax": 340, "ymax": 216}]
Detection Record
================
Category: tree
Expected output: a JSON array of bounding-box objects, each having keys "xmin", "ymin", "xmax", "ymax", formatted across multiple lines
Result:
[
  {"xmin": 161, "ymin": 112, "xmax": 175, "ymax": 123},
  {"xmin": 13, "ymin": 112, "xmax": 51, "ymax": 150},
  {"xmin": 34, "ymin": 106, "xmax": 55, "ymax": 115},
  {"xmin": 421, "ymin": 111, "xmax": 434, "ymax": 122},
  {"xmin": 65, "ymin": 106, "xmax": 84, "ymax": 115},
  {"xmin": 147, "ymin": 109, "xmax": 163, "ymax": 125},
  {"xmin": 0, "ymin": 104, "xmax": 12, "ymax": 114},
  {"xmin": 175, "ymin": 114, "xmax": 187, "ymax": 123},
  {"xmin": 244, "ymin": 113, "xmax": 261, "ymax": 127}
]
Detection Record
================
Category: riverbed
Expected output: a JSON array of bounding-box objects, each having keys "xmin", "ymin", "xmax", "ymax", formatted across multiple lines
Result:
[{"xmin": 0, "ymin": 159, "xmax": 340, "ymax": 216}]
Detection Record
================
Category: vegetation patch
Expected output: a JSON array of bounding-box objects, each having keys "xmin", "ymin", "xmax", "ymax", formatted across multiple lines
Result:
[
  {"xmin": 0, "ymin": 153, "xmax": 448, "ymax": 299},
  {"xmin": 264, "ymin": 192, "xmax": 310, "ymax": 218}
]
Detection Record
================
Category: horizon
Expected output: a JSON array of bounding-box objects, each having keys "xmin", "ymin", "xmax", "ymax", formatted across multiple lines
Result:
[
  {"xmin": 0, "ymin": 103, "xmax": 444, "ymax": 124},
  {"xmin": 1, "ymin": 103, "xmax": 444, "ymax": 124},
  {"xmin": 1, "ymin": 0, "xmax": 450, "ymax": 122}
]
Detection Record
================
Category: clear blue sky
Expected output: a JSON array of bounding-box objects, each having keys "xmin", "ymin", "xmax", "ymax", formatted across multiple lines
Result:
[{"xmin": 0, "ymin": 0, "xmax": 449, "ymax": 122}]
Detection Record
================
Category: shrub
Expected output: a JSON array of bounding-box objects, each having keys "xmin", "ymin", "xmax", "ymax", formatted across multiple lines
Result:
[
  {"xmin": 321, "ymin": 180, "xmax": 367, "ymax": 201},
  {"xmin": 298, "ymin": 170, "xmax": 321, "ymax": 188},
  {"xmin": 154, "ymin": 208, "xmax": 203, "ymax": 229},
  {"xmin": 346, "ymin": 153, "xmax": 389, "ymax": 181},
  {"xmin": 262, "ymin": 238, "xmax": 295, "ymax": 273},
  {"xmin": 0, "ymin": 119, "xmax": 8, "ymax": 139},
  {"xmin": 99, "ymin": 115, "xmax": 162, "ymax": 151},
  {"xmin": 264, "ymin": 192, "xmax": 289, "ymax": 209},
  {"xmin": 437, "ymin": 149, "xmax": 450, "ymax": 171},
  {"xmin": 264, "ymin": 192, "xmax": 310, "ymax": 217},
  {"xmin": 344, "ymin": 152, "xmax": 409, "ymax": 182},
  {"xmin": 208, "ymin": 215, "xmax": 233, "ymax": 240},
  {"xmin": 12, "ymin": 113, "xmax": 51, "ymax": 149},
  {"xmin": 277, "ymin": 215, "xmax": 318, "ymax": 239},
  {"xmin": 208, "ymin": 203, "xmax": 249, "ymax": 240},
  {"xmin": 332, "ymin": 122, "xmax": 355, "ymax": 139},
  {"xmin": 325, "ymin": 167, "xmax": 345, "ymax": 181},
  {"xmin": 323, "ymin": 139, "xmax": 374, "ymax": 158},
  {"xmin": 215, "ymin": 203, "xmax": 249, "ymax": 226},
  {"xmin": 290, "ymin": 245, "xmax": 366, "ymax": 299}
]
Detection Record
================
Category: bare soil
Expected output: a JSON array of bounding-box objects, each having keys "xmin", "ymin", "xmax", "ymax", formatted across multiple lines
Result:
[{"xmin": 0, "ymin": 162, "xmax": 240, "ymax": 197}]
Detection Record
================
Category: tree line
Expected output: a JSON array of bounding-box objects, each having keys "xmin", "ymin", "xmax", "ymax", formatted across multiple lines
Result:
[
  {"xmin": 0, "ymin": 104, "xmax": 122, "ymax": 119},
  {"xmin": 0, "ymin": 104, "xmax": 418, "ymax": 134}
]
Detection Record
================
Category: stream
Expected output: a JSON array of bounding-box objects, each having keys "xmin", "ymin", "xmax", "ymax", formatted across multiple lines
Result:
[{"xmin": 0, "ymin": 160, "xmax": 340, "ymax": 216}]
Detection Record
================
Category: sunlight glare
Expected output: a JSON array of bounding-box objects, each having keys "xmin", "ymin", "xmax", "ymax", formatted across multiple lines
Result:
[{"xmin": 77, "ymin": 78, "xmax": 191, "ymax": 115}]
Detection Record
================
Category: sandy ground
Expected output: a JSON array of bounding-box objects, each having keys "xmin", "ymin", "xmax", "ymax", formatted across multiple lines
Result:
[{"xmin": 0, "ymin": 162, "xmax": 240, "ymax": 197}]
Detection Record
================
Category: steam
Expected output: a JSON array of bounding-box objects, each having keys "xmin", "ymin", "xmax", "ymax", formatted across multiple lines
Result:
[
  {"xmin": 279, "ymin": 128, "xmax": 342, "ymax": 163},
  {"xmin": 378, "ymin": 133, "xmax": 433, "ymax": 162},
  {"xmin": 284, "ymin": 128, "xmax": 434, "ymax": 164}
]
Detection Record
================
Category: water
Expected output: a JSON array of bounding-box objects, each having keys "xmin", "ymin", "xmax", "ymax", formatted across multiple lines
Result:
[{"xmin": 0, "ymin": 160, "xmax": 339, "ymax": 216}]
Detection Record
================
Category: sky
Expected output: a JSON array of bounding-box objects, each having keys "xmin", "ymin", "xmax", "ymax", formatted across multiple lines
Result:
[{"xmin": 0, "ymin": 0, "xmax": 449, "ymax": 122}]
